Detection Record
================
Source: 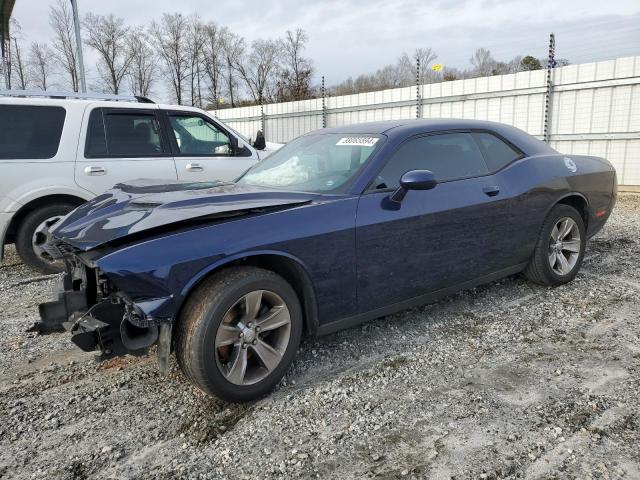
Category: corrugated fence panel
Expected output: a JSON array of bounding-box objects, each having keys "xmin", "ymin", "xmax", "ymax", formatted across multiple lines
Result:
[{"xmin": 212, "ymin": 56, "xmax": 640, "ymax": 186}]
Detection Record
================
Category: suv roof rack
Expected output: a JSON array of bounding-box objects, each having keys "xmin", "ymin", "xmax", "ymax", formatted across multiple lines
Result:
[{"xmin": 0, "ymin": 89, "xmax": 155, "ymax": 103}]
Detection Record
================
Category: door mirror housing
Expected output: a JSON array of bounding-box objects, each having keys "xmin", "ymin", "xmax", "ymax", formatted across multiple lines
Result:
[
  {"xmin": 390, "ymin": 169, "xmax": 437, "ymax": 203},
  {"xmin": 253, "ymin": 130, "xmax": 266, "ymax": 150},
  {"xmin": 229, "ymin": 134, "xmax": 239, "ymax": 154}
]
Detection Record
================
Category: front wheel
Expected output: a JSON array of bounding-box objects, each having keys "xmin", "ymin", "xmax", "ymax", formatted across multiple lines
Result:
[
  {"xmin": 15, "ymin": 203, "xmax": 76, "ymax": 274},
  {"xmin": 175, "ymin": 267, "xmax": 303, "ymax": 402},
  {"xmin": 524, "ymin": 204, "xmax": 586, "ymax": 286}
]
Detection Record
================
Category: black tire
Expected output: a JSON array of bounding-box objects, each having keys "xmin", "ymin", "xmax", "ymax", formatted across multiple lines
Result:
[
  {"xmin": 15, "ymin": 203, "xmax": 76, "ymax": 274},
  {"xmin": 524, "ymin": 204, "xmax": 586, "ymax": 286},
  {"xmin": 175, "ymin": 266, "xmax": 303, "ymax": 402}
]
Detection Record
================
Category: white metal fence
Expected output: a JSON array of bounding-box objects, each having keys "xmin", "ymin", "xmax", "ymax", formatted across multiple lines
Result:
[{"xmin": 214, "ymin": 56, "xmax": 640, "ymax": 187}]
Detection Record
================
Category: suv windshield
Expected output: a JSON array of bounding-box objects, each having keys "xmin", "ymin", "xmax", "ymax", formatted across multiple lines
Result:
[{"xmin": 237, "ymin": 133, "xmax": 382, "ymax": 192}]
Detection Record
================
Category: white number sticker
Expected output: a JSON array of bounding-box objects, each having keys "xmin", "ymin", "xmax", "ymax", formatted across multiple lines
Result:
[{"xmin": 336, "ymin": 137, "xmax": 379, "ymax": 147}]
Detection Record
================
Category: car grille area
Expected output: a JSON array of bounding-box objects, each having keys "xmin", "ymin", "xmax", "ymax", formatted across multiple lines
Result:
[{"xmin": 42, "ymin": 240, "xmax": 78, "ymax": 260}]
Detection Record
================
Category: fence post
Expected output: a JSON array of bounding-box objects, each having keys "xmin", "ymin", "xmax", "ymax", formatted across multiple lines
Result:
[
  {"xmin": 260, "ymin": 100, "xmax": 266, "ymax": 140},
  {"xmin": 321, "ymin": 75, "xmax": 327, "ymax": 128},
  {"xmin": 416, "ymin": 57, "xmax": 422, "ymax": 119},
  {"xmin": 543, "ymin": 33, "xmax": 556, "ymax": 143}
]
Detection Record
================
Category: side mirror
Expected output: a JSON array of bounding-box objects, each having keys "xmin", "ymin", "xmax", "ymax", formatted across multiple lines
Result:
[
  {"xmin": 390, "ymin": 169, "xmax": 437, "ymax": 203},
  {"xmin": 253, "ymin": 130, "xmax": 266, "ymax": 150},
  {"xmin": 229, "ymin": 135, "xmax": 240, "ymax": 154}
]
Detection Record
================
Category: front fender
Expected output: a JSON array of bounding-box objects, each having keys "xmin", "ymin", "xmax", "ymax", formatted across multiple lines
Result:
[{"xmin": 95, "ymin": 242, "xmax": 315, "ymax": 327}]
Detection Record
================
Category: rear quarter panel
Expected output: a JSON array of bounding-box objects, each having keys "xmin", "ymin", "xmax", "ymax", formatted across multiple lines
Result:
[{"xmin": 502, "ymin": 152, "xmax": 615, "ymax": 259}]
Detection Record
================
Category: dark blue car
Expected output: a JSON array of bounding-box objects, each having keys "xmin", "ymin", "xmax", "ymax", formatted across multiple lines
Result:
[{"xmin": 38, "ymin": 119, "xmax": 617, "ymax": 402}]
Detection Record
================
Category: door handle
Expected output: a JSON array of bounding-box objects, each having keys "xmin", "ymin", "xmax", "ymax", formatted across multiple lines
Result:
[
  {"xmin": 84, "ymin": 166, "xmax": 106, "ymax": 176},
  {"xmin": 186, "ymin": 163, "xmax": 204, "ymax": 172},
  {"xmin": 483, "ymin": 186, "xmax": 500, "ymax": 197}
]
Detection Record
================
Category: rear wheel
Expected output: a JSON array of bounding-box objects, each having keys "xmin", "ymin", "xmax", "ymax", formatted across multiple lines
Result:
[
  {"xmin": 524, "ymin": 204, "xmax": 586, "ymax": 286},
  {"xmin": 15, "ymin": 203, "xmax": 76, "ymax": 274},
  {"xmin": 175, "ymin": 266, "xmax": 302, "ymax": 402}
]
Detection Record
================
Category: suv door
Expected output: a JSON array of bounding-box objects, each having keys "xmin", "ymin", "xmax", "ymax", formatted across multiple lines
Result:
[
  {"xmin": 76, "ymin": 107, "xmax": 177, "ymax": 195},
  {"xmin": 163, "ymin": 111, "xmax": 257, "ymax": 182},
  {"xmin": 355, "ymin": 131, "xmax": 518, "ymax": 312}
]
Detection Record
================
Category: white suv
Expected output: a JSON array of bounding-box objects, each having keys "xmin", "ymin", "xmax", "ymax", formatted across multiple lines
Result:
[{"xmin": 0, "ymin": 91, "xmax": 278, "ymax": 273}]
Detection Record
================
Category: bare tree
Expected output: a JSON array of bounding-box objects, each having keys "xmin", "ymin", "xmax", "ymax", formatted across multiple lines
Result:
[
  {"xmin": 278, "ymin": 29, "xmax": 313, "ymax": 101},
  {"xmin": 28, "ymin": 42, "xmax": 53, "ymax": 90},
  {"xmin": 49, "ymin": 0, "xmax": 80, "ymax": 92},
  {"xmin": 186, "ymin": 16, "xmax": 206, "ymax": 107},
  {"xmin": 11, "ymin": 37, "xmax": 28, "ymax": 89},
  {"xmin": 220, "ymin": 29, "xmax": 244, "ymax": 107},
  {"xmin": 126, "ymin": 27, "xmax": 157, "ymax": 97},
  {"xmin": 397, "ymin": 47, "xmax": 438, "ymax": 84},
  {"xmin": 234, "ymin": 38, "xmax": 282, "ymax": 104},
  {"xmin": 150, "ymin": 13, "xmax": 190, "ymax": 104},
  {"xmin": 202, "ymin": 22, "xmax": 225, "ymax": 108},
  {"xmin": 470, "ymin": 48, "xmax": 495, "ymax": 77},
  {"xmin": 83, "ymin": 13, "xmax": 132, "ymax": 94},
  {"xmin": 2, "ymin": 18, "xmax": 23, "ymax": 89}
]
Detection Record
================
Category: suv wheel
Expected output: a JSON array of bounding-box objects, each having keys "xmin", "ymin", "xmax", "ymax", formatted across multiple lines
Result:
[
  {"xmin": 15, "ymin": 203, "xmax": 76, "ymax": 274},
  {"xmin": 524, "ymin": 204, "xmax": 586, "ymax": 286},
  {"xmin": 175, "ymin": 266, "xmax": 302, "ymax": 402}
]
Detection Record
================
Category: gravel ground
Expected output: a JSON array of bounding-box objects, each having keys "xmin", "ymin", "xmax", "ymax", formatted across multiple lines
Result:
[{"xmin": 1, "ymin": 194, "xmax": 639, "ymax": 480}]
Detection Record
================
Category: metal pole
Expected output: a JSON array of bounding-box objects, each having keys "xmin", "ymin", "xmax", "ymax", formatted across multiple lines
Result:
[
  {"xmin": 260, "ymin": 100, "xmax": 265, "ymax": 139},
  {"xmin": 2, "ymin": 40, "xmax": 10, "ymax": 90},
  {"xmin": 70, "ymin": 0, "xmax": 86, "ymax": 92},
  {"xmin": 321, "ymin": 76, "xmax": 326, "ymax": 128},
  {"xmin": 416, "ymin": 57, "xmax": 421, "ymax": 118},
  {"xmin": 1, "ymin": 19, "xmax": 9, "ymax": 89},
  {"xmin": 543, "ymin": 33, "xmax": 556, "ymax": 143}
]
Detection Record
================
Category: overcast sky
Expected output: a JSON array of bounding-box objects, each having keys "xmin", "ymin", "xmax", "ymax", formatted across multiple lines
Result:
[{"xmin": 11, "ymin": 0, "xmax": 640, "ymax": 88}]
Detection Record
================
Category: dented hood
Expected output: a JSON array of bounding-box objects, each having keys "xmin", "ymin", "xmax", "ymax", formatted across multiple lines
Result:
[{"xmin": 51, "ymin": 179, "xmax": 316, "ymax": 251}]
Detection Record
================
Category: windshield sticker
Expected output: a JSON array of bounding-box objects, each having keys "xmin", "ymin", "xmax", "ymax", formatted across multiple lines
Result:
[{"xmin": 336, "ymin": 137, "xmax": 379, "ymax": 147}]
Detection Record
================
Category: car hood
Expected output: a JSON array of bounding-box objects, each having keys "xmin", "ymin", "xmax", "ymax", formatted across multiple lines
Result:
[{"xmin": 50, "ymin": 179, "xmax": 316, "ymax": 251}]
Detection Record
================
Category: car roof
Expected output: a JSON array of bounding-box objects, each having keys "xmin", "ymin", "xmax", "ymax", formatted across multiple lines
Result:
[
  {"xmin": 322, "ymin": 118, "xmax": 509, "ymax": 135},
  {"xmin": 320, "ymin": 118, "xmax": 556, "ymax": 156},
  {"xmin": 0, "ymin": 95, "xmax": 207, "ymax": 113}
]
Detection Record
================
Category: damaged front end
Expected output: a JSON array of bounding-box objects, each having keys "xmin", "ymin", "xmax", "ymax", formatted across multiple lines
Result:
[
  {"xmin": 37, "ymin": 245, "xmax": 172, "ymax": 372},
  {"xmin": 35, "ymin": 180, "xmax": 318, "ymax": 372}
]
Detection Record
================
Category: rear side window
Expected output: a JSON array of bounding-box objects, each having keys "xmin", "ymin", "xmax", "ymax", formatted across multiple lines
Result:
[
  {"xmin": 375, "ymin": 132, "xmax": 488, "ymax": 188},
  {"xmin": 0, "ymin": 105, "xmax": 66, "ymax": 159},
  {"xmin": 472, "ymin": 132, "xmax": 522, "ymax": 171},
  {"xmin": 85, "ymin": 108, "xmax": 166, "ymax": 157}
]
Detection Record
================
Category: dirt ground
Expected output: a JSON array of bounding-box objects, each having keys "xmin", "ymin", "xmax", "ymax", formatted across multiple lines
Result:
[{"xmin": 1, "ymin": 194, "xmax": 639, "ymax": 480}]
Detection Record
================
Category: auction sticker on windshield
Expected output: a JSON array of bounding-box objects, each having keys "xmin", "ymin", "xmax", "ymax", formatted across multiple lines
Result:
[{"xmin": 336, "ymin": 137, "xmax": 379, "ymax": 147}]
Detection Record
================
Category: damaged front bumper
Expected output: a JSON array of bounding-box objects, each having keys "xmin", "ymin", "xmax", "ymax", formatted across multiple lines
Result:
[{"xmin": 37, "ymin": 259, "xmax": 171, "ymax": 371}]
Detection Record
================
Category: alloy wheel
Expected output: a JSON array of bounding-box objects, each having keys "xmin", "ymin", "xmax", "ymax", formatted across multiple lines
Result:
[
  {"xmin": 548, "ymin": 217, "xmax": 581, "ymax": 276},
  {"xmin": 214, "ymin": 289, "xmax": 292, "ymax": 386},
  {"xmin": 31, "ymin": 215, "xmax": 64, "ymax": 266}
]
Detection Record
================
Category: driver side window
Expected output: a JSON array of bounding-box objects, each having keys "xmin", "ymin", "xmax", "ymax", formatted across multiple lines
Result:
[
  {"xmin": 374, "ymin": 132, "xmax": 488, "ymax": 189},
  {"xmin": 168, "ymin": 114, "xmax": 232, "ymax": 156}
]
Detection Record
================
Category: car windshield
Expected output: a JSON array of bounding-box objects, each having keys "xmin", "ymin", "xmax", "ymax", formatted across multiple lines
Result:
[{"xmin": 237, "ymin": 133, "xmax": 382, "ymax": 193}]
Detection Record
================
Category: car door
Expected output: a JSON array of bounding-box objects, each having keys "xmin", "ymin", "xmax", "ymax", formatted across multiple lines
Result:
[
  {"xmin": 355, "ymin": 131, "xmax": 518, "ymax": 313},
  {"xmin": 163, "ymin": 111, "xmax": 257, "ymax": 182},
  {"xmin": 76, "ymin": 106, "xmax": 177, "ymax": 195}
]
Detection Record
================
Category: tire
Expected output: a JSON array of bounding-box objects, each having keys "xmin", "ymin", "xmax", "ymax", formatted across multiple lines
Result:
[
  {"xmin": 175, "ymin": 266, "xmax": 303, "ymax": 402},
  {"xmin": 15, "ymin": 203, "xmax": 76, "ymax": 274},
  {"xmin": 524, "ymin": 204, "xmax": 586, "ymax": 286}
]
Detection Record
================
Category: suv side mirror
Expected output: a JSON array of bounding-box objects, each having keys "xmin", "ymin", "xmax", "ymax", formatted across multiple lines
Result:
[
  {"xmin": 229, "ymin": 135, "xmax": 239, "ymax": 154},
  {"xmin": 390, "ymin": 169, "xmax": 437, "ymax": 203},
  {"xmin": 253, "ymin": 130, "xmax": 266, "ymax": 150}
]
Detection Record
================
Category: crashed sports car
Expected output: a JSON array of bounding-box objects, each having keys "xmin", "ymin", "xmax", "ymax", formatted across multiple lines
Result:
[{"xmin": 38, "ymin": 119, "xmax": 616, "ymax": 402}]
